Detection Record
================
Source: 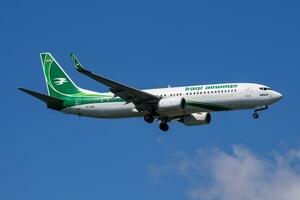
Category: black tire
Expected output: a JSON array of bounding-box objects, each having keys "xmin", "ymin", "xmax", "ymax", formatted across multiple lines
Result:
[
  {"xmin": 159, "ymin": 123, "xmax": 169, "ymax": 132},
  {"xmin": 253, "ymin": 112, "xmax": 259, "ymax": 119},
  {"xmin": 144, "ymin": 115, "xmax": 154, "ymax": 123}
]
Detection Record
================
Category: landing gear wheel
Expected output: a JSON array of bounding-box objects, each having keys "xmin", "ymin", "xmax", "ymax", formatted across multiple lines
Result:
[
  {"xmin": 253, "ymin": 112, "xmax": 259, "ymax": 119},
  {"xmin": 159, "ymin": 123, "xmax": 169, "ymax": 132},
  {"xmin": 144, "ymin": 115, "xmax": 154, "ymax": 123}
]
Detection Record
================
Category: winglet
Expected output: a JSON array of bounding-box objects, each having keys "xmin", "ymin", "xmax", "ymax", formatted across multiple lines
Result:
[{"xmin": 70, "ymin": 53, "xmax": 87, "ymax": 73}]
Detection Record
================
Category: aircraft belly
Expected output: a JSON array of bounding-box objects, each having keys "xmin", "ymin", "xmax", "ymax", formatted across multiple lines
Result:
[{"xmin": 63, "ymin": 102, "xmax": 143, "ymax": 118}]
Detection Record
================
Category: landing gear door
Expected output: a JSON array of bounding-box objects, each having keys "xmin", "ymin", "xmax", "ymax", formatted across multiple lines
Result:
[{"xmin": 245, "ymin": 88, "xmax": 252, "ymax": 97}]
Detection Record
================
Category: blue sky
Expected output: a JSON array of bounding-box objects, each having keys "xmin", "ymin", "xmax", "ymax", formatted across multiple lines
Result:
[{"xmin": 1, "ymin": 1, "xmax": 300, "ymax": 199}]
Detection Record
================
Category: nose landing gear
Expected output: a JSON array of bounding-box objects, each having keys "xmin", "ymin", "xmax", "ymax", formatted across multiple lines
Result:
[
  {"xmin": 252, "ymin": 105, "xmax": 268, "ymax": 119},
  {"xmin": 253, "ymin": 112, "xmax": 259, "ymax": 119}
]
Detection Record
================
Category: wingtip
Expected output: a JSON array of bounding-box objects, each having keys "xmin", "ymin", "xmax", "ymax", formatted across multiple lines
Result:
[
  {"xmin": 75, "ymin": 65, "xmax": 85, "ymax": 72},
  {"xmin": 70, "ymin": 53, "xmax": 86, "ymax": 72}
]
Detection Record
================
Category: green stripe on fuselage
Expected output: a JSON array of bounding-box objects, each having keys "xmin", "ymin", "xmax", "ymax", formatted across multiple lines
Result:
[
  {"xmin": 186, "ymin": 100, "xmax": 231, "ymax": 111},
  {"xmin": 62, "ymin": 95, "xmax": 126, "ymax": 108}
]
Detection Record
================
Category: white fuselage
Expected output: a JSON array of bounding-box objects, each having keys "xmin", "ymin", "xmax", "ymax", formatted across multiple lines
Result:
[{"xmin": 63, "ymin": 83, "xmax": 282, "ymax": 118}]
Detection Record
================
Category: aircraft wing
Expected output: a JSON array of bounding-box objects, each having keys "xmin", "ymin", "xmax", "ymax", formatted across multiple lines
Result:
[{"xmin": 71, "ymin": 54, "xmax": 159, "ymax": 112}]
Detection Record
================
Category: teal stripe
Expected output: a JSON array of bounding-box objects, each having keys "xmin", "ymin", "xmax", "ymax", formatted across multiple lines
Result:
[
  {"xmin": 186, "ymin": 100, "xmax": 231, "ymax": 111},
  {"xmin": 63, "ymin": 96, "xmax": 126, "ymax": 107}
]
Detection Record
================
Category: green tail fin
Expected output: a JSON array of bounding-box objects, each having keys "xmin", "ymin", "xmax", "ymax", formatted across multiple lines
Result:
[{"xmin": 40, "ymin": 52, "xmax": 82, "ymax": 99}]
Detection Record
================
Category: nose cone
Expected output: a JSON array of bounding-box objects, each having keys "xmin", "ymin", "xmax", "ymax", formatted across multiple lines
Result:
[{"xmin": 272, "ymin": 91, "xmax": 283, "ymax": 102}]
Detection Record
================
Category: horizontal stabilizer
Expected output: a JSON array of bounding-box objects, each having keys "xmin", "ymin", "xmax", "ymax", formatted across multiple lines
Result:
[{"xmin": 18, "ymin": 87, "xmax": 64, "ymax": 110}]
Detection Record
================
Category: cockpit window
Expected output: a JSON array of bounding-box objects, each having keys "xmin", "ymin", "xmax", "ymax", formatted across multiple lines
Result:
[{"xmin": 259, "ymin": 87, "xmax": 272, "ymax": 91}]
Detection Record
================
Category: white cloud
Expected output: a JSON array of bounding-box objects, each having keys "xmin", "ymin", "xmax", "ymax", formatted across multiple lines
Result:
[{"xmin": 149, "ymin": 145, "xmax": 300, "ymax": 200}]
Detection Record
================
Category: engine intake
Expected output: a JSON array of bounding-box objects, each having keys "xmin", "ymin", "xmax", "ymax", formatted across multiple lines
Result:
[
  {"xmin": 158, "ymin": 97, "xmax": 186, "ymax": 112},
  {"xmin": 182, "ymin": 112, "xmax": 212, "ymax": 126}
]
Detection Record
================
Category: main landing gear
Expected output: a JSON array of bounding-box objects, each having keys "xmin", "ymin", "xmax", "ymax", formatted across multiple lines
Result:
[
  {"xmin": 144, "ymin": 115, "xmax": 170, "ymax": 132},
  {"xmin": 159, "ymin": 122, "xmax": 169, "ymax": 132},
  {"xmin": 253, "ymin": 105, "xmax": 268, "ymax": 119},
  {"xmin": 144, "ymin": 115, "xmax": 154, "ymax": 123}
]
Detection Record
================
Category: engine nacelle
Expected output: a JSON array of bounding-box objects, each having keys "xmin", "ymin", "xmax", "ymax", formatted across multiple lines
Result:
[
  {"xmin": 158, "ymin": 97, "xmax": 186, "ymax": 112},
  {"xmin": 183, "ymin": 112, "xmax": 212, "ymax": 126}
]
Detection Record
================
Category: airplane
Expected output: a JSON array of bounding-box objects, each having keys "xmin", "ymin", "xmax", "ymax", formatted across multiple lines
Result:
[{"xmin": 19, "ymin": 53, "xmax": 283, "ymax": 132}]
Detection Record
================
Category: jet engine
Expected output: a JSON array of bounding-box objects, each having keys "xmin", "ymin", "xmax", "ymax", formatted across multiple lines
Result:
[
  {"xmin": 182, "ymin": 112, "xmax": 211, "ymax": 126},
  {"xmin": 158, "ymin": 97, "xmax": 186, "ymax": 112}
]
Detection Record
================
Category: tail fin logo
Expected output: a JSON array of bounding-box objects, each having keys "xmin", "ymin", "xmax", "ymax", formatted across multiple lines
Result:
[{"xmin": 54, "ymin": 78, "xmax": 68, "ymax": 86}]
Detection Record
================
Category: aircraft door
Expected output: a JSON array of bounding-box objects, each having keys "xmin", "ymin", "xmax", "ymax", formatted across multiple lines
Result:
[
  {"xmin": 245, "ymin": 88, "xmax": 252, "ymax": 97},
  {"xmin": 75, "ymin": 98, "xmax": 81, "ymax": 110}
]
